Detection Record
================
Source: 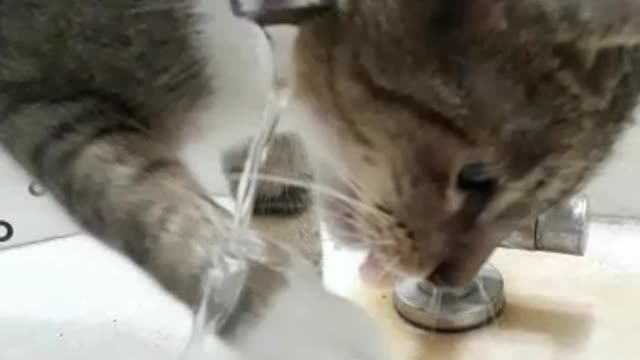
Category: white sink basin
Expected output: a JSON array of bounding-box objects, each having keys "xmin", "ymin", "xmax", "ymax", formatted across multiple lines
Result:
[{"xmin": 0, "ymin": 235, "xmax": 193, "ymax": 360}]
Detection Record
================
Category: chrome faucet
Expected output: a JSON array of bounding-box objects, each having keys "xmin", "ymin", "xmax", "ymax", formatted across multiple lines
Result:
[{"xmin": 393, "ymin": 196, "xmax": 589, "ymax": 332}]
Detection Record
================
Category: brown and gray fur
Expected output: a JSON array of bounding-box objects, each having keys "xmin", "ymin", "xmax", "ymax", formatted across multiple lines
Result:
[
  {"xmin": 1, "ymin": 0, "xmax": 219, "ymax": 305},
  {"xmin": 1, "ymin": 0, "xmax": 640, "ymax": 351},
  {"xmin": 0, "ymin": 1, "xmax": 368, "ymax": 351},
  {"xmin": 291, "ymin": 0, "xmax": 640, "ymax": 285}
]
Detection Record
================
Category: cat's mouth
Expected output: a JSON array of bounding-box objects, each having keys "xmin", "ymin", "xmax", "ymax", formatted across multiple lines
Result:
[{"xmin": 359, "ymin": 252, "xmax": 400, "ymax": 288}]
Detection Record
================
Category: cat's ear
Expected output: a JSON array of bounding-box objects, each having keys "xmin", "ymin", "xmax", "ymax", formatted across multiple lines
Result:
[{"xmin": 230, "ymin": 0, "xmax": 339, "ymax": 25}]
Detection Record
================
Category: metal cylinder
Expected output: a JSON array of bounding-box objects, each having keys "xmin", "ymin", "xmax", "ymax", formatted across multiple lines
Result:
[
  {"xmin": 501, "ymin": 196, "xmax": 589, "ymax": 256},
  {"xmin": 394, "ymin": 264, "xmax": 505, "ymax": 332}
]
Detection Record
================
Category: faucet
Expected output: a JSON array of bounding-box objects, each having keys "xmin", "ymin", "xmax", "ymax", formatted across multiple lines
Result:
[{"xmin": 393, "ymin": 196, "xmax": 589, "ymax": 332}]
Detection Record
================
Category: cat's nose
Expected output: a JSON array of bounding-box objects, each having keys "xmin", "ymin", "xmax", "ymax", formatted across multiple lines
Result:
[
  {"xmin": 427, "ymin": 260, "xmax": 480, "ymax": 287},
  {"xmin": 426, "ymin": 227, "xmax": 504, "ymax": 287}
]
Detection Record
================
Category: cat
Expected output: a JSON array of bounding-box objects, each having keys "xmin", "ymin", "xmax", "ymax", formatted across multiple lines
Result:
[
  {"xmin": 286, "ymin": 0, "xmax": 640, "ymax": 286},
  {"xmin": 1, "ymin": 0, "xmax": 640, "ymax": 358},
  {"xmin": 0, "ymin": 0, "xmax": 390, "ymax": 358}
]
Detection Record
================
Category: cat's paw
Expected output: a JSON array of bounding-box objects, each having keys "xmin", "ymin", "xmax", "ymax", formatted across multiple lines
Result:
[
  {"xmin": 222, "ymin": 132, "xmax": 313, "ymax": 216},
  {"xmin": 237, "ymin": 270, "xmax": 391, "ymax": 360}
]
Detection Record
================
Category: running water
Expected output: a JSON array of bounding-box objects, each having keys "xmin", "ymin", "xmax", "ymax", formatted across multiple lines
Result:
[
  {"xmin": 180, "ymin": 89, "xmax": 289, "ymax": 360},
  {"xmin": 180, "ymin": 20, "xmax": 289, "ymax": 360}
]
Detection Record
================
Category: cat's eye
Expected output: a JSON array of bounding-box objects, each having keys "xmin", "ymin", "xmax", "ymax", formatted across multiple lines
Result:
[{"xmin": 457, "ymin": 163, "xmax": 496, "ymax": 195}]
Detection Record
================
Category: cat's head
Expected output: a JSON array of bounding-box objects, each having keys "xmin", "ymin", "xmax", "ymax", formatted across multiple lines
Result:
[{"xmin": 243, "ymin": 1, "xmax": 628, "ymax": 286}]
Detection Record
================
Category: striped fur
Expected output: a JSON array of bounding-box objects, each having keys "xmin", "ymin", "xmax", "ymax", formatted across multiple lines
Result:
[
  {"xmin": 0, "ymin": 1, "xmax": 390, "ymax": 358},
  {"xmin": 3, "ymin": 0, "xmax": 640, "ymax": 356}
]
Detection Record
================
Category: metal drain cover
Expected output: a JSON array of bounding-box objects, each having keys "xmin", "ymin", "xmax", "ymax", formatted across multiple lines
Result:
[{"xmin": 393, "ymin": 264, "xmax": 505, "ymax": 332}]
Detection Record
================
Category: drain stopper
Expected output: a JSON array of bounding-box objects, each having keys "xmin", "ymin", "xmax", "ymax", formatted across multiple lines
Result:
[{"xmin": 393, "ymin": 263, "xmax": 505, "ymax": 332}]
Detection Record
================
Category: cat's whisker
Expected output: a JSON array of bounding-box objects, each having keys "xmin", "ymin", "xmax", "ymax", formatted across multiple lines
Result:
[
  {"xmin": 325, "ymin": 226, "xmax": 392, "ymax": 246},
  {"xmin": 321, "ymin": 211, "xmax": 395, "ymax": 239},
  {"xmin": 324, "ymin": 222, "xmax": 396, "ymax": 247},
  {"xmin": 319, "ymin": 213, "xmax": 394, "ymax": 237},
  {"xmin": 319, "ymin": 203, "xmax": 396, "ymax": 228},
  {"xmin": 302, "ymin": 148, "xmax": 366, "ymax": 197},
  {"xmin": 248, "ymin": 172, "xmax": 384, "ymax": 220},
  {"xmin": 317, "ymin": 193, "xmax": 393, "ymax": 220},
  {"xmin": 226, "ymin": 172, "xmax": 395, "ymax": 221},
  {"xmin": 327, "ymin": 230, "xmax": 395, "ymax": 248}
]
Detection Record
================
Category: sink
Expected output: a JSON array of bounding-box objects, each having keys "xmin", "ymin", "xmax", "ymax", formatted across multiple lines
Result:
[
  {"xmin": 0, "ymin": 235, "xmax": 192, "ymax": 360},
  {"xmin": 3, "ymin": 214, "xmax": 640, "ymax": 360},
  {"xmin": 0, "ymin": 194, "xmax": 322, "ymax": 360},
  {"xmin": 330, "ymin": 220, "xmax": 640, "ymax": 360},
  {"xmin": 2, "ymin": 143, "xmax": 639, "ymax": 360}
]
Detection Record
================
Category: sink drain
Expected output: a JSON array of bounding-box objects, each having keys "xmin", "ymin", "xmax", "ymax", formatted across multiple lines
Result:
[{"xmin": 393, "ymin": 263, "xmax": 505, "ymax": 332}]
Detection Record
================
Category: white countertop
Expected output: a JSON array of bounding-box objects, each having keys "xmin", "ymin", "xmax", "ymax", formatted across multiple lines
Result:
[{"xmin": 0, "ymin": 235, "xmax": 193, "ymax": 360}]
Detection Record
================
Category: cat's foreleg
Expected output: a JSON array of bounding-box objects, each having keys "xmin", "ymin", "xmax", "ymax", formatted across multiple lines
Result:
[{"xmin": 0, "ymin": 98, "xmax": 272, "ymax": 308}]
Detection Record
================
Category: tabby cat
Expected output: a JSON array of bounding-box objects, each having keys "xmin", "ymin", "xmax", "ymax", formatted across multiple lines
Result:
[{"xmin": 1, "ymin": 0, "xmax": 639, "ymax": 358}]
